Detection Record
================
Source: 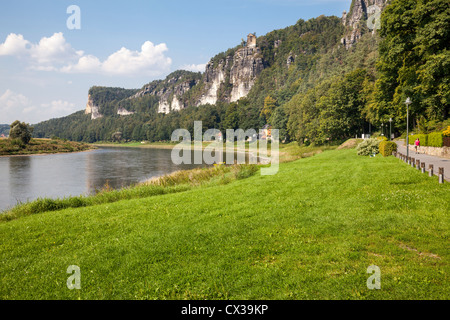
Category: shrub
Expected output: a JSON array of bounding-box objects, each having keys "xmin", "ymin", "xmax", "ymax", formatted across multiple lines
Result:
[
  {"xmin": 10, "ymin": 138, "xmax": 25, "ymax": 148},
  {"xmin": 408, "ymin": 134, "xmax": 428, "ymax": 146},
  {"xmin": 379, "ymin": 141, "xmax": 397, "ymax": 157},
  {"xmin": 356, "ymin": 138, "xmax": 380, "ymax": 156},
  {"xmin": 443, "ymin": 126, "xmax": 450, "ymax": 137},
  {"xmin": 427, "ymin": 132, "xmax": 443, "ymax": 147},
  {"xmin": 377, "ymin": 136, "xmax": 388, "ymax": 142},
  {"xmin": 408, "ymin": 132, "xmax": 443, "ymax": 147}
]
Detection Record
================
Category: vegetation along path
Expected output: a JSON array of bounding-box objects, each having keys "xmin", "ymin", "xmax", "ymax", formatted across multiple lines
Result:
[{"xmin": 396, "ymin": 141, "xmax": 450, "ymax": 182}]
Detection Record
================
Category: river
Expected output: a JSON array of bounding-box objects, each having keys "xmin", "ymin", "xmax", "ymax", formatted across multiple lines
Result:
[{"xmin": 0, "ymin": 147, "xmax": 216, "ymax": 212}]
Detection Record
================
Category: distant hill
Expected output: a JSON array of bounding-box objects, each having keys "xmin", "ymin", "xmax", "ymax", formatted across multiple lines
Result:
[
  {"xmin": 0, "ymin": 124, "xmax": 10, "ymax": 137},
  {"xmin": 34, "ymin": 0, "xmax": 448, "ymax": 145}
]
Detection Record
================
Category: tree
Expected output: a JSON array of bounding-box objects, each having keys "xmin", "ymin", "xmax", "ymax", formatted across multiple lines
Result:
[
  {"xmin": 9, "ymin": 120, "xmax": 33, "ymax": 144},
  {"xmin": 374, "ymin": 0, "xmax": 450, "ymax": 125},
  {"xmin": 260, "ymin": 95, "xmax": 277, "ymax": 123}
]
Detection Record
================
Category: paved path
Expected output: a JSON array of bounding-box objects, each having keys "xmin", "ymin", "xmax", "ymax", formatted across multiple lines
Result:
[{"xmin": 396, "ymin": 141, "xmax": 450, "ymax": 182}]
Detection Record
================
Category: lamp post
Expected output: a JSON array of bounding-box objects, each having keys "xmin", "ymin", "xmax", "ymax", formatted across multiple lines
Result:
[
  {"xmin": 405, "ymin": 98, "xmax": 412, "ymax": 160},
  {"xmin": 381, "ymin": 123, "xmax": 384, "ymax": 136},
  {"xmin": 389, "ymin": 118, "xmax": 393, "ymax": 141}
]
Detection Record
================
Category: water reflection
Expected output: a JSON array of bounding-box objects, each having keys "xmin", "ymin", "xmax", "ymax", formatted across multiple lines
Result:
[
  {"xmin": 7, "ymin": 157, "xmax": 32, "ymax": 207},
  {"xmin": 0, "ymin": 147, "xmax": 210, "ymax": 212},
  {"xmin": 0, "ymin": 147, "xmax": 255, "ymax": 212}
]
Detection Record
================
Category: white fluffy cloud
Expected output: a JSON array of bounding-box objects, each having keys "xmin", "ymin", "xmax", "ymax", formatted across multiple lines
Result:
[
  {"xmin": 0, "ymin": 89, "xmax": 77, "ymax": 124},
  {"xmin": 62, "ymin": 41, "xmax": 172, "ymax": 76},
  {"xmin": 0, "ymin": 34, "xmax": 30, "ymax": 56},
  {"xmin": 0, "ymin": 33, "xmax": 172, "ymax": 76},
  {"xmin": 180, "ymin": 63, "xmax": 207, "ymax": 73},
  {"xmin": 0, "ymin": 89, "xmax": 31, "ymax": 113}
]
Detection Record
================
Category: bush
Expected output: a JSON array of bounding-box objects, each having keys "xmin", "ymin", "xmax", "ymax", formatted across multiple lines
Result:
[
  {"xmin": 428, "ymin": 132, "xmax": 443, "ymax": 147},
  {"xmin": 356, "ymin": 138, "xmax": 380, "ymax": 156},
  {"xmin": 379, "ymin": 141, "xmax": 397, "ymax": 157},
  {"xmin": 408, "ymin": 132, "xmax": 443, "ymax": 147},
  {"xmin": 408, "ymin": 134, "xmax": 428, "ymax": 146},
  {"xmin": 443, "ymin": 126, "xmax": 450, "ymax": 137},
  {"xmin": 377, "ymin": 136, "xmax": 388, "ymax": 142}
]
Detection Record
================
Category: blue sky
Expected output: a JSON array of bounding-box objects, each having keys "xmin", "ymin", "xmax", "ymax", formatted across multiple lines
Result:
[{"xmin": 0, "ymin": 0, "xmax": 351, "ymax": 124}]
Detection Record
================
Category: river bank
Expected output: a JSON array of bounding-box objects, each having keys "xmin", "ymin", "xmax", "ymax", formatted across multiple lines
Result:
[{"xmin": 0, "ymin": 138, "xmax": 94, "ymax": 157}]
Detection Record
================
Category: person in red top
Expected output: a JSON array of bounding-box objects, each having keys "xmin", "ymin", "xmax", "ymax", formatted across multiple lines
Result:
[{"xmin": 415, "ymin": 138, "xmax": 420, "ymax": 154}]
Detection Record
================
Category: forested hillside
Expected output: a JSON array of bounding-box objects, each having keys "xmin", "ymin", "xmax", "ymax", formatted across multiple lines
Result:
[{"xmin": 33, "ymin": 0, "xmax": 449, "ymax": 144}]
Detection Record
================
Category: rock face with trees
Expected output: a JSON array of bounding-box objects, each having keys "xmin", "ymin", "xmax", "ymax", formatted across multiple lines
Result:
[{"xmin": 33, "ymin": 0, "xmax": 449, "ymax": 145}]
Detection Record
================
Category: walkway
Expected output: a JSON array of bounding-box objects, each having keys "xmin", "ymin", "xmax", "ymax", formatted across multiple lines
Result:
[{"xmin": 396, "ymin": 141, "xmax": 450, "ymax": 182}]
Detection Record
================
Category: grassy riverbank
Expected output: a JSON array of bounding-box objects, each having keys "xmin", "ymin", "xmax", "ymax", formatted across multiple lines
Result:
[
  {"xmin": 0, "ymin": 138, "xmax": 93, "ymax": 156},
  {"xmin": 1, "ymin": 147, "xmax": 448, "ymax": 299}
]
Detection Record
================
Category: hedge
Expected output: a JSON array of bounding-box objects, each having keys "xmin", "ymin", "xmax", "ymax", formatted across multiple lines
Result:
[
  {"xmin": 408, "ymin": 134, "xmax": 428, "ymax": 146},
  {"xmin": 379, "ymin": 141, "xmax": 397, "ymax": 157},
  {"xmin": 428, "ymin": 132, "xmax": 444, "ymax": 147},
  {"xmin": 408, "ymin": 132, "xmax": 443, "ymax": 147}
]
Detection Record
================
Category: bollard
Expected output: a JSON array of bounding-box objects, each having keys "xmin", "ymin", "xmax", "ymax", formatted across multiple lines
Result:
[
  {"xmin": 429, "ymin": 164, "xmax": 434, "ymax": 177},
  {"xmin": 411, "ymin": 158, "xmax": 415, "ymax": 168},
  {"xmin": 408, "ymin": 157, "xmax": 411, "ymax": 165},
  {"xmin": 439, "ymin": 167, "xmax": 444, "ymax": 184},
  {"xmin": 421, "ymin": 162, "xmax": 425, "ymax": 174},
  {"xmin": 416, "ymin": 159, "xmax": 421, "ymax": 170}
]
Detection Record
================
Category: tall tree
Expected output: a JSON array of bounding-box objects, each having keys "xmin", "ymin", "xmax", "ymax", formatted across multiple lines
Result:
[{"xmin": 374, "ymin": 0, "xmax": 450, "ymax": 127}]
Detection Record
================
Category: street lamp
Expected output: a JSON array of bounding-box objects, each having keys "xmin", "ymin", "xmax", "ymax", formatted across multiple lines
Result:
[
  {"xmin": 381, "ymin": 123, "xmax": 384, "ymax": 136},
  {"xmin": 405, "ymin": 97, "xmax": 412, "ymax": 160},
  {"xmin": 389, "ymin": 118, "xmax": 393, "ymax": 141}
]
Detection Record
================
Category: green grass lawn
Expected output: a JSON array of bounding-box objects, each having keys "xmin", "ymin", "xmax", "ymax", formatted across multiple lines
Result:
[{"xmin": 0, "ymin": 148, "xmax": 448, "ymax": 299}]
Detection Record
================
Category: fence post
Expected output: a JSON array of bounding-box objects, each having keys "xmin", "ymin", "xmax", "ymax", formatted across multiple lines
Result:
[
  {"xmin": 421, "ymin": 162, "xmax": 425, "ymax": 174},
  {"xmin": 439, "ymin": 167, "xmax": 444, "ymax": 184},
  {"xmin": 416, "ymin": 159, "xmax": 421, "ymax": 170},
  {"xmin": 429, "ymin": 164, "xmax": 434, "ymax": 177},
  {"xmin": 411, "ymin": 158, "xmax": 415, "ymax": 168}
]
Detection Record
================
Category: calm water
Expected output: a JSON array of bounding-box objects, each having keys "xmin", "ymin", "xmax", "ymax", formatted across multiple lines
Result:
[{"xmin": 0, "ymin": 147, "xmax": 217, "ymax": 212}]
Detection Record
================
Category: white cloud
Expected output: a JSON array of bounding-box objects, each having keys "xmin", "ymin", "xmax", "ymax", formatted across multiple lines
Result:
[
  {"xmin": 180, "ymin": 63, "xmax": 207, "ymax": 73},
  {"xmin": 0, "ymin": 89, "xmax": 33, "ymax": 123},
  {"xmin": 40, "ymin": 100, "xmax": 76, "ymax": 115},
  {"xmin": 0, "ymin": 89, "xmax": 77, "ymax": 124},
  {"xmin": 0, "ymin": 33, "xmax": 30, "ymax": 56},
  {"xmin": 0, "ymin": 89, "xmax": 30, "ymax": 112},
  {"xmin": 61, "ymin": 54, "xmax": 102, "ymax": 73},
  {"xmin": 101, "ymin": 41, "xmax": 171, "ymax": 76},
  {"xmin": 0, "ymin": 33, "xmax": 172, "ymax": 77},
  {"xmin": 31, "ymin": 32, "xmax": 81, "ymax": 65}
]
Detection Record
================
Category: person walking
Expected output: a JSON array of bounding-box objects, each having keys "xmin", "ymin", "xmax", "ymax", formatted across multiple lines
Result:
[{"xmin": 415, "ymin": 138, "xmax": 420, "ymax": 154}]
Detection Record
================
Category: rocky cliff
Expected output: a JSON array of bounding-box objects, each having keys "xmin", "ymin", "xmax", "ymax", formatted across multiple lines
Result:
[
  {"xmin": 85, "ymin": 94, "xmax": 103, "ymax": 120},
  {"xmin": 123, "ymin": 34, "xmax": 265, "ymax": 112},
  {"xmin": 341, "ymin": 0, "xmax": 389, "ymax": 49},
  {"xmin": 198, "ymin": 34, "xmax": 265, "ymax": 106},
  {"xmin": 83, "ymin": 1, "xmax": 388, "ymax": 118},
  {"xmin": 229, "ymin": 45, "xmax": 264, "ymax": 102},
  {"xmin": 129, "ymin": 70, "xmax": 201, "ymax": 114},
  {"xmin": 198, "ymin": 56, "xmax": 232, "ymax": 105}
]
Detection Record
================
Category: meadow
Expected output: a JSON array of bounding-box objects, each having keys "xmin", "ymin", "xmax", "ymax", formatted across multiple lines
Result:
[{"xmin": 0, "ymin": 147, "xmax": 448, "ymax": 299}]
